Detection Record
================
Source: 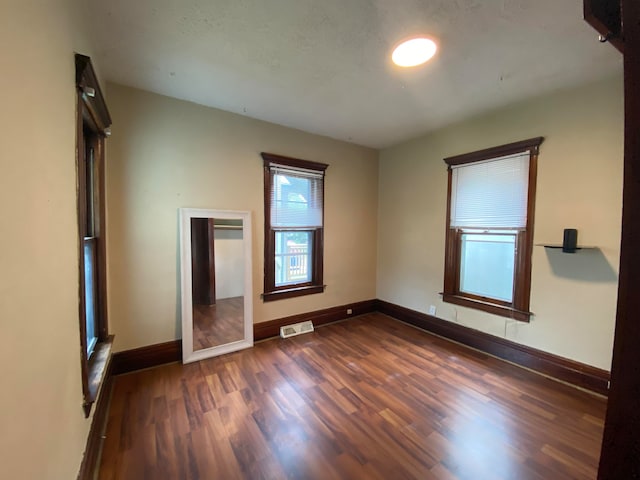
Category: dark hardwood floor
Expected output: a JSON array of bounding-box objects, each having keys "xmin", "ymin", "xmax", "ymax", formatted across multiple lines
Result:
[
  {"xmin": 99, "ymin": 313, "xmax": 606, "ymax": 479},
  {"xmin": 193, "ymin": 296, "xmax": 244, "ymax": 350}
]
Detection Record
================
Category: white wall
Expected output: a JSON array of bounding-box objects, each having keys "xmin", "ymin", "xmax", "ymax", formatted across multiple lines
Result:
[
  {"xmin": 214, "ymin": 227, "xmax": 244, "ymax": 299},
  {"xmin": 377, "ymin": 75, "xmax": 623, "ymax": 371},
  {"xmin": 0, "ymin": 1, "xmax": 105, "ymax": 478},
  {"xmin": 106, "ymin": 83, "xmax": 379, "ymax": 351}
]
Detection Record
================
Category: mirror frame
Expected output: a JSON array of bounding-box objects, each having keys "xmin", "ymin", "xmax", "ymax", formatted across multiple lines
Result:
[{"xmin": 179, "ymin": 208, "xmax": 253, "ymax": 363}]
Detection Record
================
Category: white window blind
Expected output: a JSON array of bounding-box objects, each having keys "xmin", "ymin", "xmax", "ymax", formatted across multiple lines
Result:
[
  {"xmin": 450, "ymin": 152, "xmax": 530, "ymax": 229},
  {"xmin": 270, "ymin": 166, "xmax": 324, "ymax": 228}
]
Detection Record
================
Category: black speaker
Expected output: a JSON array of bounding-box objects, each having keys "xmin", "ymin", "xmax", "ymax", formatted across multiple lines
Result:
[{"xmin": 562, "ymin": 228, "xmax": 578, "ymax": 253}]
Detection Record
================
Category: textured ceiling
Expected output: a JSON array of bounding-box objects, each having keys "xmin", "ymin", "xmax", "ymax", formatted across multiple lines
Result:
[{"xmin": 86, "ymin": 0, "xmax": 622, "ymax": 149}]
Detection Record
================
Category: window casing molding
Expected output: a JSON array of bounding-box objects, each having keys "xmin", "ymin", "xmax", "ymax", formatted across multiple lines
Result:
[
  {"xmin": 76, "ymin": 54, "xmax": 113, "ymax": 417},
  {"xmin": 262, "ymin": 152, "xmax": 328, "ymax": 302},
  {"xmin": 442, "ymin": 137, "xmax": 544, "ymax": 322}
]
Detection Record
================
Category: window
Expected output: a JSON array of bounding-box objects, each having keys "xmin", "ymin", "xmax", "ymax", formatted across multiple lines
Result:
[
  {"xmin": 262, "ymin": 152, "xmax": 328, "ymax": 301},
  {"xmin": 442, "ymin": 137, "xmax": 544, "ymax": 322},
  {"xmin": 83, "ymin": 130, "xmax": 100, "ymax": 357},
  {"xmin": 76, "ymin": 54, "xmax": 113, "ymax": 416}
]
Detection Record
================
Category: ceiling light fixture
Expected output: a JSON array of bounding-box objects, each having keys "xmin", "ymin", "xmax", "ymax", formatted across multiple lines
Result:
[{"xmin": 392, "ymin": 37, "xmax": 438, "ymax": 67}]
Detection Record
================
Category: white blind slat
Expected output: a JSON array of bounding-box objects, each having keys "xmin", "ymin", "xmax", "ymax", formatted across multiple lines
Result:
[
  {"xmin": 450, "ymin": 152, "xmax": 529, "ymax": 229},
  {"xmin": 270, "ymin": 168, "xmax": 323, "ymax": 228}
]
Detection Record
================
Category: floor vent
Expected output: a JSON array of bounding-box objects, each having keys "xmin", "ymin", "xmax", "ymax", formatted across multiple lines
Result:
[{"xmin": 280, "ymin": 320, "xmax": 315, "ymax": 339}]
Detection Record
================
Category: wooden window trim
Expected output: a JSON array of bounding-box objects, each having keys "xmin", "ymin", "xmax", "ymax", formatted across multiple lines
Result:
[
  {"xmin": 583, "ymin": 0, "xmax": 624, "ymax": 54},
  {"xmin": 76, "ymin": 54, "xmax": 113, "ymax": 417},
  {"xmin": 261, "ymin": 152, "xmax": 327, "ymax": 302},
  {"xmin": 442, "ymin": 137, "xmax": 544, "ymax": 322}
]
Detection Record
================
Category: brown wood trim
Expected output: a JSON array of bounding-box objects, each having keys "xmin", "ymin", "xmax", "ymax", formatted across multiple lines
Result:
[
  {"xmin": 598, "ymin": 0, "xmax": 638, "ymax": 476},
  {"xmin": 75, "ymin": 54, "xmax": 112, "ymax": 133},
  {"xmin": 76, "ymin": 90, "xmax": 90, "ymax": 413},
  {"xmin": 313, "ymin": 225, "xmax": 324, "ymax": 288},
  {"xmin": 444, "ymin": 137, "xmax": 544, "ymax": 166},
  {"xmin": 263, "ymin": 166, "xmax": 274, "ymax": 295},
  {"xmin": 262, "ymin": 284, "xmax": 326, "ymax": 302},
  {"xmin": 83, "ymin": 335, "xmax": 114, "ymax": 417},
  {"xmin": 96, "ymin": 137, "xmax": 109, "ymax": 340},
  {"xmin": 77, "ymin": 355, "xmax": 113, "ymax": 480},
  {"xmin": 254, "ymin": 299, "xmax": 377, "ymax": 341},
  {"xmin": 584, "ymin": 0, "xmax": 624, "ymax": 54},
  {"xmin": 518, "ymin": 150, "xmax": 538, "ymax": 312},
  {"xmin": 111, "ymin": 297, "xmax": 606, "ymax": 393},
  {"xmin": 457, "ymin": 290, "xmax": 513, "ymax": 309},
  {"xmin": 442, "ymin": 293, "xmax": 531, "ymax": 322},
  {"xmin": 512, "ymin": 230, "xmax": 529, "ymax": 313},
  {"xmin": 443, "ymin": 171, "xmax": 456, "ymax": 294},
  {"xmin": 111, "ymin": 340, "xmax": 182, "ymax": 375},
  {"xmin": 376, "ymin": 299, "xmax": 609, "ymax": 395},
  {"xmin": 110, "ymin": 301, "xmax": 377, "ymax": 372},
  {"xmin": 261, "ymin": 152, "xmax": 329, "ymax": 171}
]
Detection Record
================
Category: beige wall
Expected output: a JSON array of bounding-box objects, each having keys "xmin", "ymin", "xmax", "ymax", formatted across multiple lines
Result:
[
  {"xmin": 378, "ymin": 75, "xmax": 623, "ymax": 371},
  {"xmin": 0, "ymin": 1, "xmax": 104, "ymax": 478},
  {"xmin": 0, "ymin": 3, "xmax": 620, "ymax": 478},
  {"xmin": 106, "ymin": 84, "xmax": 378, "ymax": 351}
]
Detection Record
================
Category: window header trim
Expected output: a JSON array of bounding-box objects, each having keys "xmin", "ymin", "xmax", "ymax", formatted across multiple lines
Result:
[
  {"xmin": 75, "ymin": 54, "xmax": 112, "ymax": 134},
  {"xmin": 444, "ymin": 137, "xmax": 544, "ymax": 167},
  {"xmin": 261, "ymin": 152, "xmax": 328, "ymax": 173}
]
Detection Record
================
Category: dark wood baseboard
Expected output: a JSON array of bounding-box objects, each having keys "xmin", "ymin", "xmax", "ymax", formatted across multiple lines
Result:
[
  {"xmin": 111, "ymin": 340, "xmax": 182, "ymax": 375},
  {"xmin": 376, "ymin": 299, "xmax": 610, "ymax": 395},
  {"xmin": 253, "ymin": 299, "xmax": 377, "ymax": 341},
  {"xmin": 77, "ymin": 357, "xmax": 113, "ymax": 480},
  {"xmin": 110, "ymin": 300, "xmax": 377, "ymax": 374},
  {"xmin": 109, "ymin": 299, "xmax": 607, "ymax": 396}
]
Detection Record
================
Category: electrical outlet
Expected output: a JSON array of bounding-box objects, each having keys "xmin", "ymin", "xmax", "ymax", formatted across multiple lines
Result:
[
  {"xmin": 347, "ymin": 308, "xmax": 353, "ymax": 315},
  {"xmin": 428, "ymin": 305, "xmax": 437, "ymax": 315}
]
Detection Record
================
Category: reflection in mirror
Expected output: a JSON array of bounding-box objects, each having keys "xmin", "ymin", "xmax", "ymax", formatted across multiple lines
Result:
[
  {"xmin": 191, "ymin": 218, "xmax": 244, "ymax": 350},
  {"xmin": 180, "ymin": 209, "xmax": 253, "ymax": 363}
]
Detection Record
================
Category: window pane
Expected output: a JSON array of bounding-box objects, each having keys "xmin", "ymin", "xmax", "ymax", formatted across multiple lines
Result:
[
  {"xmin": 271, "ymin": 170, "xmax": 323, "ymax": 227},
  {"xmin": 450, "ymin": 153, "xmax": 529, "ymax": 228},
  {"xmin": 460, "ymin": 233, "xmax": 515, "ymax": 302},
  {"xmin": 275, "ymin": 231, "xmax": 312, "ymax": 286},
  {"xmin": 84, "ymin": 239, "xmax": 98, "ymax": 356}
]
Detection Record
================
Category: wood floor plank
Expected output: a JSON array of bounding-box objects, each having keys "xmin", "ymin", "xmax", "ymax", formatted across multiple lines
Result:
[
  {"xmin": 99, "ymin": 313, "xmax": 606, "ymax": 479},
  {"xmin": 193, "ymin": 296, "xmax": 244, "ymax": 350}
]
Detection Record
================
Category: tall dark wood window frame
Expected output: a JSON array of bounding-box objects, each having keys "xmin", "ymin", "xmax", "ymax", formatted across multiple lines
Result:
[
  {"xmin": 262, "ymin": 153, "xmax": 328, "ymax": 302},
  {"xmin": 76, "ymin": 54, "xmax": 113, "ymax": 417},
  {"xmin": 442, "ymin": 137, "xmax": 544, "ymax": 322}
]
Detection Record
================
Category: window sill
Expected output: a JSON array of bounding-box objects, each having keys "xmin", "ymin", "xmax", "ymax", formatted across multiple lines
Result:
[
  {"xmin": 442, "ymin": 294, "xmax": 531, "ymax": 322},
  {"xmin": 83, "ymin": 335, "xmax": 114, "ymax": 417},
  {"xmin": 262, "ymin": 285, "xmax": 325, "ymax": 302}
]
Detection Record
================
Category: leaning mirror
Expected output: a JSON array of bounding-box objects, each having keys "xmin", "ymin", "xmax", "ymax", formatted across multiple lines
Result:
[{"xmin": 179, "ymin": 208, "xmax": 253, "ymax": 363}]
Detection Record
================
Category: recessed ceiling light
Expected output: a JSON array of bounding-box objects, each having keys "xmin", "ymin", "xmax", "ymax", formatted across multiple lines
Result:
[{"xmin": 392, "ymin": 37, "xmax": 438, "ymax": 67}]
